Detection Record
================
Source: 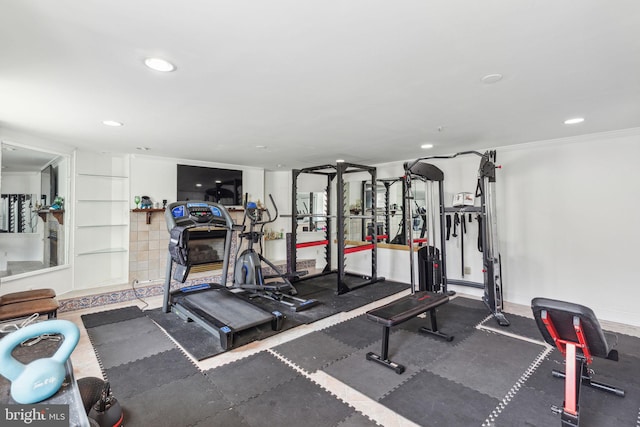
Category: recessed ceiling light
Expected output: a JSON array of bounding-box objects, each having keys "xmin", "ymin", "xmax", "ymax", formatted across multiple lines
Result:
[
  {"xmin": 482, "ymin": 73, "xmax": 503, "ymax": 84},
  {"xmin": 215, "ymin": 180, "xmax": 222, "ymax": 184},
  {"xmin": 256, "ymin": 145, "xmax": 267, "ymax": 149},
  {"xmin": 195, "ymin": 183, "xmax": 202, "ymax": 187},
  {"xmin": 102, "ymin": 120, "xmax": 123, "ymax": 127},
  {"xmin": 276, "ymin": 164, "xmax": 285, "ymax": 168},
  {"xmin": 564, "ymin": 117, "xmax": 585, "ymax": 125},
  {"xmin": 421, "ymin": 144, "xmax": 434, "ymax": 149},
  {"xmin": 136, "ymin": 146, "xmax": 150, "ymax": 151},
  {"xmin": 144, "ymin": 57, "xmax": 176, "ymax": 72},
  {"xmin": 336, "ymin": 159, "xmax": 345, "ymax": 163}
]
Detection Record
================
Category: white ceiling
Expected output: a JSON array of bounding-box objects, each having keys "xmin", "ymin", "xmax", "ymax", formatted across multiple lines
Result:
[{"xmin": 1, "ymin": 1, "xmax": 639, "ymax": 171}]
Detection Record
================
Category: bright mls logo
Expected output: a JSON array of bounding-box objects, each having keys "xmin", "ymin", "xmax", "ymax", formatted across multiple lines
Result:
[{"xmin": 1, "ymin": 405, "xmax": 68, "ymax": 426}]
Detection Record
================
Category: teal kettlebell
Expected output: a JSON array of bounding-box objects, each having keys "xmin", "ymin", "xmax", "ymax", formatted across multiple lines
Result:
[{"xmin": 0, "ymin": 320, "xmax": 80, "ymax": 404}]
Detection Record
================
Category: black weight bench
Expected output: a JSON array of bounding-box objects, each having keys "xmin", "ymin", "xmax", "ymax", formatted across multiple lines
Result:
[
  {"xmin": 531, "ymin": 297, "xmax": 625, "ymax": 427},
  {"xmin": 366, "ymin": 291, "xmax": 453, "ymax": 374}
]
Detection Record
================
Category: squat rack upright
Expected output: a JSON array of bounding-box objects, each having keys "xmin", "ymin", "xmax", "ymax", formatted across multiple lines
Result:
[{"xmin": 290, "ymin": 162, "xmax": 385, "ymax": 295}]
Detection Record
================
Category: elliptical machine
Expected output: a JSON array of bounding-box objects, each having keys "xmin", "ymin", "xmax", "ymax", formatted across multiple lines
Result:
[{"xmin": 233, "ymin": 195, "xmax": 318, "ymax": 312}]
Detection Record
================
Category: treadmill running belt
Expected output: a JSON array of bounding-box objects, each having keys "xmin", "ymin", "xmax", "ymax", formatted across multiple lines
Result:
[{"xmin": 179, "ymin": 289, "xmax": 274, "ymax": 329}]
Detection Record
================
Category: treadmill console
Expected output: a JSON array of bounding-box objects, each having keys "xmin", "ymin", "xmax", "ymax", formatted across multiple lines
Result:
[{"xmin": 166, "ymin": 201, "xmax": 232, "ymax": 229}]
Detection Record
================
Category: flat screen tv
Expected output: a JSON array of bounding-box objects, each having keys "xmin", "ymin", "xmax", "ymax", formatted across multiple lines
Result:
[{"xmin": 177, "ymin": 164, "xmax": 243, "ymax": 206}]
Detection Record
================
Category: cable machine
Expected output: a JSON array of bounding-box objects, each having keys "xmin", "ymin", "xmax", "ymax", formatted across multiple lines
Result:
[
  {"xmin": 289, "ymin": 162, "xmax": 385, "ymax": 295},
  {"xmin": 404, "ymin": 150, "xmax": 509, "ymax": 326}
]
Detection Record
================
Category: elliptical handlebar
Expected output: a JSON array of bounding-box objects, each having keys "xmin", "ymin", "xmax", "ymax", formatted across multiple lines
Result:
[
  {"xmin": 244, "ymin": 194, "xmax": 279, "ymax": 226},
  {"xmin": 267, "ymin": 194, "xmax": 279, "ymax": 223}
]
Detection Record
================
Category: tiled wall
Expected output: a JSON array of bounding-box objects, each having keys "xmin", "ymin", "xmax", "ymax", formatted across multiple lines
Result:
[
  {"xmin": 128, "ymin": 209, "xmax": 247, "ymax": 284},
  {"xmin": 129, "ymin": 211, "xmax": 168, "ymax": 284}
]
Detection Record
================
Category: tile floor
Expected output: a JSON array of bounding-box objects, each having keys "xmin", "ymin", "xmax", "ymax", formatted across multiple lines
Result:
[{"xmin": 55, "ymin": 293, "xmax": 640, "ymax": 427}]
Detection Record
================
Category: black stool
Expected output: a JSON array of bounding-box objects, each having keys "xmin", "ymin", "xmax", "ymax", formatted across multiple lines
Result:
[{"xmin": 366, "ymin": 291, "xmax": 453, "ymax": 374}]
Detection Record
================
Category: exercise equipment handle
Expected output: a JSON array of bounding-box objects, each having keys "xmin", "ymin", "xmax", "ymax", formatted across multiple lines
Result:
[{"xmin": 267, "ymin": 194, "xmax": 279, "ymax": 222}]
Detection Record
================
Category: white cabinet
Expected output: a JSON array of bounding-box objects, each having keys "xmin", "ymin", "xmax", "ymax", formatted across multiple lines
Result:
[{"xmin": 73, "ymin": 151, "xmax": 130, "ymax": 289}]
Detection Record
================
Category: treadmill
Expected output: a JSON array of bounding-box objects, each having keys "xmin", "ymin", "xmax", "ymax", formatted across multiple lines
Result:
[{"xmin": 163, "ymin": 200, "xmax": 283, "ymax": 350}]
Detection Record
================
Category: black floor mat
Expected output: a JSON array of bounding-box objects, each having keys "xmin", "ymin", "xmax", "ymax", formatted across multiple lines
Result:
[
  {"xmin": 498, "ymin": 356, "xmax": 639, "ymax": 427},
  {"xmin": 83, "ymin": 316, "xmax": 159, "ymax": 347},
  {"xmin": 493, "ymin": 384, "xmax": 561, "ymax": 427},
  {"xmin": 86, "ymin": 316, "xmax": 176, "ymax": 370},
  {"xmin": 496, "ymin": 340, "xmax": 640, "ymax": 427},
  {"xmin": 322, "ymin": 314, "xmax": 387, "ymax": 350},
  {"xmin": 105, "ymin": 348, "xmax": 199, "ymax": 399},
  {"xmin": 396, "ymin": 300, "xmax": 488, "ymax": 344},
  {"xmin": 121, "ymin": 373, "xmax": 232, "ymax": 427},
  {"xmin": 323, "ymin": 343, "xmax": 422, "ymax": 401},
  {"xmin": 204, "ymin": 351, "xmax": 299, "ymax": 405},
  {"xmin": 373, "ymin": 328, "xmax": 457, "ymax": 371},
  {"xmin": 234, "ymin": 376, "xmax": 355, "ymax": 427},
  {"xmin": 426, "ymin": 329, "xmax": 545, "ymax": 400},
  {"xmin": 483, "ymin": 312, "xmax": 542, "ymax": 341},
  {"xmin": 79, "ymin": 295, "xmax": 640, "ymax": 427},
  {"xmin": 81, "ymin": 305, "xmax": 145, "ymax": 328},
  {"xmin": 336, "ymin": 412, "xmax": 381, "ymax": 427},
  {"xmin": 380, "ymin": 369, "xmax": 500, "ymax": 426},
  {"xmin": 192, "ymin": 407, "xmax": 251, "ymax": 427},
  {"xmin": 273, "ymin": 330, "xmax": 357, "ymax": 372}
]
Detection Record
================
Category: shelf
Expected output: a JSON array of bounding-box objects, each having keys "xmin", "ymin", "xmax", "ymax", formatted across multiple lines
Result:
[
  {"xmin": 131, "ymin": 208, "xmax": 165, "ymax": 224},
  {"xmin": 77, "ymin": 173, "xmax": 128, "ymax": 178},
  {"xmin": 77, "ymin": 224, "xmax": 128, "ymax": 228},
  {"xmin": 77, "ymin": 199, "xmax": 128, "ymax": 202},
  {"xmin": 37, "ymin": 210, "xmax": 64, "ymax": 225},
  {"xmin": 444, "ymin": 206, "xmax": 481, "ymax": 213},
  {"xmin": 76, "ymin": 248, "xmax": 128, "ymax": 256}
]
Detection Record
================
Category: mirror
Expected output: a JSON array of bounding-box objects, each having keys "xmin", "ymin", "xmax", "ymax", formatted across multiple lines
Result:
[
  {"xmin": 345, "ymin": 180, "xmax": 397, "ymax": 242},
  {"xmin": 295, "ymin": 192, "xmax": 327, "ymax": 232},
  {"xmin": 346, "ymin": 178, "xmax": 428, "ymax": 244},
  {"xmin": 1, "ymin": 142, "xmax": 69, "ymax": 278}
]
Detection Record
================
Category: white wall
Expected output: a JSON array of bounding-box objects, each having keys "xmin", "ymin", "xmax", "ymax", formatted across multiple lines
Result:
[
  {"xmin": 1, "ymin": 171, "xmax": 40, "ymax": 194},
  {"xmin": 264, "ymin": 170, "xmax": 292, "ymax": 262},
  {"xmin": 498, "ymin": 129, "xmax": 640, "ymax": 325},
  {"xmin": 0, "ymin": 233, "xmax": 43, "ymax": 265}
]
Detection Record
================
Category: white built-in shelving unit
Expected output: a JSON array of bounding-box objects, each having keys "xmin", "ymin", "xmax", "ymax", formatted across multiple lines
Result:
[{"xmin": 73, "ymin": 151, "xmax": 130, "ymax": 289}]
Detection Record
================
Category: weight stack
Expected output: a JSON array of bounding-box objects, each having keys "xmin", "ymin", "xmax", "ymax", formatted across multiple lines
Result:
[{"xmin": 417, "ymin": 245, "xmax": 442, "ymax": 293}]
